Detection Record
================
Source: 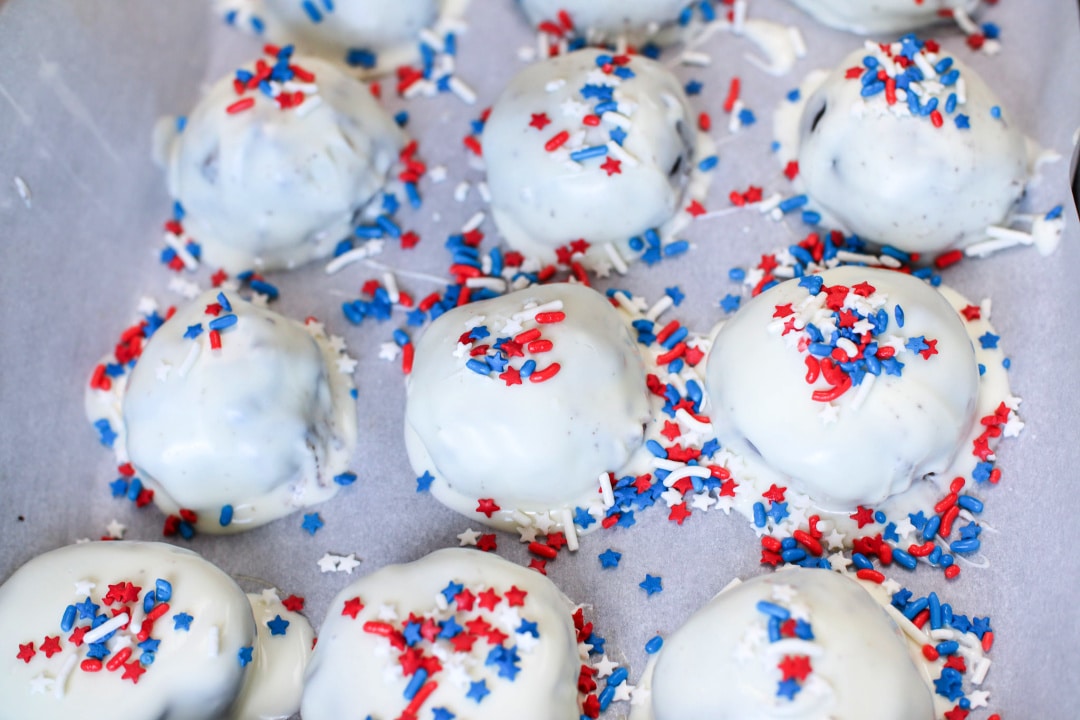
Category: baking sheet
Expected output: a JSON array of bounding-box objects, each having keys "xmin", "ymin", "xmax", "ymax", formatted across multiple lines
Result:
[{"xmin": 1, "ymin": 0, "xmax": 1078, "ymax": 716}]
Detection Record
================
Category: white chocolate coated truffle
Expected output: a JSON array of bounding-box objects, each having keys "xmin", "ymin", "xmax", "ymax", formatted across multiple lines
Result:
[
  {"xmin": 777, "ymin": 41, "xmax": 1027, "ymax": 254},
  {"xmin": 0, "ymin": 542, "xmax": 312, "ymax": 720},
  {"xmin": 120, "ymin": 290, "xmax": 358, "ymax": 532},
  {"xmin": 164, "ymin": 52, "xmax": 404, "ymax": 273},
  {"xmin": 634, "ymin": 568, "xmax": 934, "ymax": 720},
  {"xmin": 705, "ymin": 267, "xmax": 978, "ymax": 510},
  {"xmin": 483, "ymin": 49, "xmax": 702, "ymax": 262},
  {"xmin": 519, "ymin": 0, "xmax": 690, "ymax": 42},
  {"xmin": 404, "ymin": 283, "xmax": 649, "ymax": 528},
  {"xmin": 786, "ymin": 0, "xmax": 980, "ymax": 35},
  {"xmin": 302, "ymin": 548, "xmax": 583, "ymax": 720}
]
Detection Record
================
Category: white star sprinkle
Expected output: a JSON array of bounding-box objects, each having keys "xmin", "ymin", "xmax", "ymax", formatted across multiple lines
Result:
[
  {"xmin": 303, "ymin": 320, "xmax": 326, "ymax": 337},
  {"xmin": 967, "ymin": 690, "xmax": 990, "ymax": 708},
  {"xmin": 379, "ymin": 342, "xmax": 402, "ymax": 361},
  {"xmin": 824, "ymin": 529, "xmax": 846, "ymax": 551},
  {"xmin": 376, "ymin": 604, "xmax": 399, "ymax": 621},
  {"xmin": 29, "ymin": 674, "xmax": 52, "ymax": 694},
  {"xmin": 316, "ymin": 554, "xmax": 340, "ymax": 573},
  {"xmin": 613, "ymin": 682, "xmax": 635, "ymax": 702},
  {"xmin": 690, "ymin": 493, "xmax": 715, "ymax": 512},
  {"xmin": 828, "ymin": 553, "xmax": 853, "ymax": 572},
  {"xmin": 136, "ymin": 297, "xmax": 158, "ymax": 315},
  {"xmin": 167, "ymin": 277, "xmax": 200, "ymax": 299},
  {"xmin": 771, "ymin": 584, "xmax": 797, "ymax": 603},
  {"xmin": 818, "ymin": 404, "xmax": 840, "ymax": 424},
  {"xmin": 517, "ymin": 525, "xmax": 538, "ymax": 543},
  {"xmin": 336, "ymin": 356, "xmax": 358, "ymax": 374},
  {"xmin": 73, "ymin": 579, "xmax": 96, "ymax": 596},
  {"xmin": 328, "ymin": 335, "xmax": 347, "ymax": 352},
  {"xmin": 532, "ymin": 513, "xmax": 555, "ymax": 534},
  {"xmin": 336, "ymin": 553, "xmax": 361, "ymax": 573},
  {"xmin": 155, "ymin": 361, "xmax": 172, "ymax": 382},
  {"xmin": 456, "ymin": 528, "xmax": 480, "ymax": 546},
  {"xmin": 593, "ymin": 655, "xmax": 618, "ymax": 678},
  {"xmin": 105, "ymin": 519, "xmax": 126, "ymax": 539}
]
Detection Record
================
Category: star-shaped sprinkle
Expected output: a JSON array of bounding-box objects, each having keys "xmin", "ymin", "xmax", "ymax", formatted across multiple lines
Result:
[
  {"xmin": 416, "ymin": 471, "xmax": 435, "ymax": 493},
  {"xmin": 639, "ymin": 575, "xmax": 663, "ymax": 596},
  {"xmin": 337, "ymin": 554, "xmax": 362, "ymax": 573},
  {"xmin": 267, "ymin": 615, "xmax": 290, "ymax": 636},
  {"xmin": 317, "ymin": 554, "xmax": 340, "ymax": 573},
  {"xmin": 457, "ymin": 528, "xmax": 481, "ymax": 546},
  {"xmin": 173, "ymin": 612, "xmax": 193, "ymax": 631},
  {"xmin": 467, "ymin": 679, "xmax": 490, "ymax": 703},
  {"xmin": 476, "ymin": 498, "xmax": 501, "ymax": 517},
  {"xmin": 105, "ymin": 519, "xmax": 126, "ymax": 539},
  {"xmin": 342, "ymin": 597, "xmax": 364, "ymax": 619},
  {"xmin": 122, "ymin": 660, "xmax": 146, "ymax": 684},
  {"xmin": 301, "ymin": 513, "xmax": 324, "ymax": 535},
  {"xmin": 16, "ymin": 642, "xmax": 35, "ymax": 663},
  {"xmin": 238, "ymin": 646, "xmax": 253, "ymax": 667},
  {"xmin": 529, "ymin": 112, "xmax": 551, "ymax": 130},
  {"xmin": 600, "ymin": 157, "xmax": 622, "ymax": 176}
]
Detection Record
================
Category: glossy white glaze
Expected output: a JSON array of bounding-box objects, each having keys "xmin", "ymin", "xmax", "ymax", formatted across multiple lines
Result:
[
  {"xmin": 483, "ymin": 49, "xmax": 709, "ymax": 263},
  {"xmin": 163, "ymin": 54, "xmax": 404, "ymax": 273},
  {"xmin": 404, "ymin": 283, "xmax": 650, "ymax": 529},
  {"xmin": 110, "ymin": 290, "xmax": 357, "ymax": 532},
  {"xmin": 632, "ymin": 568, "xmax": 935, "ymax": 720},
  {"xmin": 302, "ymin": 548, "xmax": 582, "ymax": 719},
  {"xmin": 0, "ymin": 542, "xmax": 310, "ymax": 720},
  {"xmin": 786, "ymin": 0, "xmax": 980, "ymax": 35},
  {"xmin": 705, "ymin": 267, "xmax": 978, "ymax": 511},
  {"xmin": 234, "ymin": 590, "xmax": 315, "ymax": 720},
  {"xmin": 774, "ymin": 44, "xmax": 1027, "ymax": 254}
]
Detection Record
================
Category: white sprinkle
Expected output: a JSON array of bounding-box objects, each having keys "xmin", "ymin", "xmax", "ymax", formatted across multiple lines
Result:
[
  {"xmin": 952, "ymin": 7, "xmax": 980, "ymax": 34},
  {"xmin": 757, "ymin": 193, "xmax": 783, "ymax": 214},
  {"xmin": 603, "ymin": 243, "xmax": 629, "ymax": 275},
  {"xmin": 559, "ymin": 507, "xmax": 579, "ymax": 552},
  {"xmin": 418, "ymin": 28, "xmax": 443, "ymax": 49},
  {"xmin": 645, "ymin": 295, "xmax": 674, "ymax": 321},
  {"xmin": 54, "ymin": 655, "xmax": 77, "ymax": 699},
  {"xmin": 602, "ymin": 111, "xmax": 632, "ymax": 129},
  {"xmin": 12, "ymin": 176, "xmax": 31, "ymax": 208},
  {"xmin": 679, "ymin": 50, "xmax": 712, "ymax": 67},
  {"xmin": 178, "ymin": 341, "xmax": 201, "ymax": 378},
  {"xmin": 429, "ymin": 165, "xmax": 448, "ymax": 183},
  {"xmin": 605, "ymin": 140, "xmax": 639, "ymax": 167},
  {"xmin": 454, "ymin": 181, "xmax": 470, "ymax": 203},
  {"xmin": 599, "ymin": 472, "xmax": 615, "ymax": 508},
  {"xmin": 207, "ymin": 626, "xmax": 219, "ymax": 657},
  {"xmin": 294, "ymin": 95, "xmax": 323, "ymax": 118},
  {"xmin": 956, "ymin": 77, "xmax": 967, "ymax": 106},
  {"xmin": 462, "ymin": 211, "xmax": 485, "ymax": 233},
  {"xmin": 728, "ymin": 99, "xmax": 744, "ymax": 133},
  {"xmin": 465, "ymin": 277, "xmax": 507, "ymax": 293},
  {"xmin": 732, "ymin": 0, "xmax": 748, "ymax": 33},
  {"xmin": 449, "ymin": 76, "xmax": 477, "ymax": 105},
  {"xmin": 475, "ymin": 181, "xmax": 492, "ymax": 203},
  {"xmin": 848, "ymin": 373, "xmax": 876, "ymax": 412},
  {"xmin": 660, "ymin": 465, "xmax": 712, "ymax": 488},
  {"xmin": 324, "ymin": 241, "xmax": 385, "ymax": 274},
  {"xmin": 382, "ymin": 271, "xmax": 400, "ymax": 304},
  {"xmin": 511, "ymin": 510, "xmax": 533, "ymax": 527},
  {"xmin": 788, "ymin": 26, "xmax": 807, "ymax": 57},
  {"xmin": 972, "ymin": 657, "xmax": 992, "ymax": 685},
  {"xmin": 162, "ymin": 231, "xmax": 199, "ymax": 271},
  {"xmin": 83, "ymin": 613, "xmax": 130, "ymax": 644},
  {"xmin": 517, "ymin": 45, "xmax": 536, "ymax": 62},
  {"xmin": 675, "ymin": 407, "xmax": 712, "ymax": 434}
]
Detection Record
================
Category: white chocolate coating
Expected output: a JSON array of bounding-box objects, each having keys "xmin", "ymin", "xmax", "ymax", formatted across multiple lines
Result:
[
  {"xmin": 215, "ymin": 0, "xmax": 463, "ymax": 76},
  {"xmin": 483, "ymin": 49, "xmax": 704, "ymax": 262},
  {"xmin": 0, "ymin": 542, "xmax": 312, "ymax": 720},
  {"xmin": 786, "ymin": 0, "xmax": 980, "ymax": 35},
  {"xmin": 633, "ymin": 569, "xmax": 935, "ymax": 720},
  {"xmin": 117, "ymin": 290, "xmax": 358, "ymax": 532},
  {"xmin": 302, "ymin": 548, "xmax": 582, "ymax": 720},
  {"xmin": 520, "ymin": 0, "xmax": 689, "ymax": 42},
  {"xmin": 705, "ymin": 267, "xmax": 978, "ymax": 511},
  {"xmin": 164, "ymin": 55, "xmax": 404, "ymax": 273},
  {"xmin": 404, "ymin": 283, "xmax": 650, "ymax": 529},
  {"xmin": 776, "ymin": 44, "xmax": 1027, "ymax": 254}
]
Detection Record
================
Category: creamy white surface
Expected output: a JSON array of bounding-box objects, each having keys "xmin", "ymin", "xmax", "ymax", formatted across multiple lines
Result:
[
  {"xmin": 164, "ymin": 55, "xmax": 404, "ymax": 273},
  {"xmin": 705, "ymin": 267, "xmax": 978, "ymax": 511},
  {"xmin": 404, "ymin": 283, "xmax": 649, "ymax": 529},
  {"xmin": 0, "ymin": 542, "xmax": 308, "ymax": 720},
  {"xmin": 634, "ymin": 568, "xmax": 935, "ymax": 720},
  {"xmin": 775, "ymin": 45, "xmax": 1028, "ymax": 255},
  {"xmin": 519, "ymin": 0, "xmax": 690, "ymax": 41},
  {"xmin": 483, "ymin": 49, "xmax": 703, "ymax": 262},
  {"xmin": 786, "ymin": 0, "xmax": 980, "ymax": 34},
  {"xmin": 301, "ymin": 548, "xmax": 582, "ymax": 719},
  {"xmin": 116, "ymin": 290, "xmax": 357, "ymax": 532},
  {"xmin": 234, "ymin": 590, "xmax": 315, "ymax": 720}
]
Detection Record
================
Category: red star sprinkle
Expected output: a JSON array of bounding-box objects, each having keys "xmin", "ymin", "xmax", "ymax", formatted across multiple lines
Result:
[
  {"xmin": 16, "ymin": 642, "xmax": 35, "ymax": 664},
  {"xmin": 485, "ymin": 628, "xmax": 509, "ymax": 645},
  {"xmin": 569, "ymin": 238, "xmax": 591, "ymax": 255},
  {"xmin": 762, "ymin": 484, "xmax": 787, "ymax": 503},
  {"xmin": 683, "ymin": 345, "xmax": 706, "ymax": 366},
  {"xmin": 546, "ymin": 532, "xmax": 568, "ymax": 551},
  {"xmin": 919, "ymin": 339, "xmax": 939, "ymax": 359},
  {"xmin": 476, "ymin": 533, "xmax": 498, "ymax": 552},
  {"xmin": 282, "ymin": 595, "xmax": 305, "ymax": 612},
  {"xmin": 40, "ymin": 636, "xmax": 62, "ymax": 658},
  {"xmin": 465, "ymin": 617, "xmax": 491, "ymax": 636},
  {"xmin": 69, "ymin": 627, "xmax": 89, "ymax": 647},
  {"xmin": 719, "ymin": 479, "xmax": 738, "ymax": 497},
  {"xmin": 529, "ymin": 112, "xmax": 551, "ymax": 130},
  {"xmin": 778, "ymin": 654, "xmax": 813, "ymax": 682},
  {"xmin": 499, "ymin": 368, "xmax": 523, "ymax": 386},
  {"xmin": 944, "ymin": 707, "xmax": 969, "ymax": 720},
  {"xmin": 204, "ymin": 302, "xmax": 222, "ymax": 316},
  {"xmin": 450, "ymin": 633, "xmax": 478, "ymax": 652},
  {"xmin": 758, "ymin": 254, "xmax": 779, "ymax": 273},
  {"xmin": 851, "ymin": 281, "xmax": 876, "ymax": 297},
  {"xmin": 476, "ymin": 590, "xmax": 500, "ymax": 611},
  {"xmin": 772, "ymin": 303, "xmax": 794, "ymax": 318},
  {"xmin": 400, "ymin": 231, "xmax": 420, "ymax": 249},
  {"xmin": 504, "ymin": 586, "xmax": 528, "ymax": 607},
  {"xmin": 341, "ymin": 597, "xmax": 364, "ymax": 619},
  {"xmin": 454, "ymin": 589, "xmax": 476, "ymax": 611},
  {"xmin": 122, "ymin": 660, "xmax": 146, "ymax": 684},
  {"xmin": 850, "ymin": 506, "xmax": 875, "ymax": 528},
  {"xmin": 668, "ymin": 503, "xmax": 691, "ymax": 525},
  {"xmin": 528, "ymin": 558, "xmax": 548, "ymax": 574},
  {"xmin": 599, "ymin": 157, "xmax": 622, "ymax": 176},
  {"xmin": 633, "ymin": 474, "xmax": 653, "ymax": 494},
  {"xmin": 960, "ymin": 304, "xmax": 981, "ymax": 321},
  {"xmin": 476, "ymin": 498, "xmax": 501, "ymax": 518},
  {"xmin": 686, "ymin": 199, "xmax": 706, "ymax": 217},
  {"xmin": 660, "ymin": 421, "xmax": 682, "ymax": 441},
  {"xmin": 783, "ymin": 160, "xmax": 799, "ymax": 180}
]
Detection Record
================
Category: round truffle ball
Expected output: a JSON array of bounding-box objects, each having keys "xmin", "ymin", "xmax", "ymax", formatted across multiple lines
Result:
[
  {"xmin": 483, "ymin": 49, "xmax": 701, "ymax": 262},
  {"xmin": 636, "ymin": 568, "xmax": 934, "ymax": 720},
  {"xmin": 122, "ymin": 290, "xmax": 358, "ymax": 531},
  {"xmin": 164, "ymin": 51, "xmax": 404, "ymax": 272},
  {"xmin": 786, "ymin": 0, "xmax": 981, "ymax": 35},
  {"xmin": 784, "ymin": 40, "xmax": 1027, "ymax": 254},
  {"xmin": 705, "ymin": 267, "xmax": 978, "ymax": 510},
  {"xmin": 519, "ymin": 0, "xmax": 690, "ymax": 43},
  {"xmin": 0, "ymin": 542, "xmax": 312, "ymax": 720},
  {"xmin": 404, "ymin": 283, "xmax": 650, "ymax": 527},
  {"xmin": 302, "ymin": 548, "xmax": 584, "ymax": 719}
]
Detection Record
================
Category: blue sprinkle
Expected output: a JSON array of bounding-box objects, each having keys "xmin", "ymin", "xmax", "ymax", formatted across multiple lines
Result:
[
  {"xmin": 346, "ymin": 48, "xmax": 377, "ymax": 69},
  {"xmin": 645, "ymin": 636, "xmax": 663, "ymax": 654},
  {"xmin": 334, "ymin": 472, "xmax": 357, "ymax": 486},
  {"xmin": 219, "ymin": 505, "xmax": 234, "ymax": 526},
  {"xmin": 645, "ymin": 439, "xmax": 668, "ymax": 458},
  {"xmin": 787, "ymin": 88, "xmax": 801, "ymax": 102},
  {"xmin": 208, "ymin": 314, "xmax": 237, "ymax": 331},
  {"xmin": 570, "ymin": 145, "xmax": 608, "ymax": 162},
  {"xmin": 957, "ymin": 495, "xmax": 983, "ymax": 513},
  {"xmin": 778, "ymin": 195, "xmax": 808, "ymax": 213},
  {"xmin": 416, "ymin": 471, "xmax": 435, "ymax": 493},
  {"xmin": 894, "ymin": 304, "xmax": 905, "ymax": 328},
  {"xmin": 752, "ymin": 502, "xmax": 766, "ymax": 528},
  {"xmin": 301, "ymin": 0, "xmax": 322, "ymax": 22},
  {"xmin": 466, "ymin": 358, "xmax": 490, "ymax": 375},
  {"xmin": 156, "ymin": 579, "xmax": 173, "ymax": 603},
  {"xmin": 1046, "ymin": 205, "xmax": 1064, "ymax": 220},
  {"xmin": 990, "ymin": 105, "xmax": 1002, "ymax": 119},
  {"xmin": 954, "ymin": 114, "xmax": 970, "ymax": 130},
  {"xmin": 756, "ymin": 601, "xmax": 790, "ymax": 621},
  {"xmin": 598, "ymin": 549, "xmax": 622, "ymax": 568},
  {"xmin": 698, "ymin": 155, "xmax": 719, "ymax": 172}
]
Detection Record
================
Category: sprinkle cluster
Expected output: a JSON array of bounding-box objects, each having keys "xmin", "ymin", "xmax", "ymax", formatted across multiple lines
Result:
[
  {"xmin": 772, "ymin": 277, "xmax": 939, "ymax": 405},
  {"xmin": 225, "ymin": 44, "xmax": 319, "ymax": 115},
  {"xmin": 458, "ymin": 299, "xmax": 566, "ymax": 387},
  {"xmin": 751, "ymin": 594, "xmax": 818, "ymax": 702},
  {"xmin": 14, "ymin": 577, "xmax": 194, "ymax": 690},
  {"xmin": 846, "ymin": 36, "xmax": 982, "ymax": 130}
]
